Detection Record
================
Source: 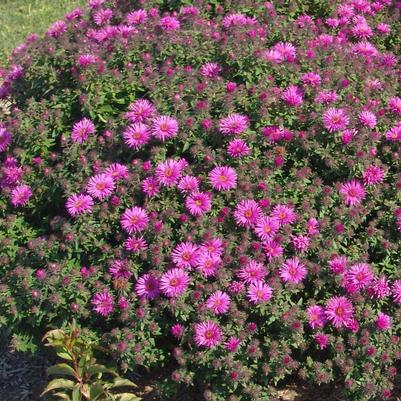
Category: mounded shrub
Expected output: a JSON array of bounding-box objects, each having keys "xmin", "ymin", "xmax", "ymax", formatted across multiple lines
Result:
[{"xmin": 1, "ymin": 0, "xmax": 401, "ymax": 399}]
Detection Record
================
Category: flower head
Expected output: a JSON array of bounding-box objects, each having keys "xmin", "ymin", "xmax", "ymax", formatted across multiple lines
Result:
[
  {"xmin": 0, "ymin": 127, "xmax": 12, "ymax": 151},
  {"xmin": 87, "ymin": 174, "xmax": 115, "ymax": 200},
  {"xmin": 91, "ymin": 290, "xmax": 114, "ymax": 316},
  {"xmin": 307, "ymin": 305, "xmax": 326, "ymax": 329},
  {"xmin": 172, "ymin": 242, "xmax": 199, "ymax": 269},
  {"xmin": 185, "ymin": 191, "xmax": 212, "ymax": 216},
  {"xmin": 325, "ymin": 296, "xmax": 354, "ymax": 328},
  {"xmin": 279, "ymin": 257, "xmax": 307, "ymax": 284},
  {"xmin": 11, "ymin": 185, "xmax": 32, "ymax": 206},
  {"xmin": 126, "ymin": 99, "xmax": 155, "ymax": 123},
  {"xmin": 151, "ymin": 116, "xmax": 179, "ymax": 141},
  {"xmin": 120, "ymin": 206, "xmax": 149, "ymax": 234},
  {"xmin": 247, "ymin": 281, "xmax": 273, "ymax": 304},
  {"xmin": 66, "ymin": 194, "xmax": 94, "ymax": 216},
  {"xmin": 254, "ymin": 216, "xmax": 280, "ymax": 241},
  {"xmin": 339, "ymin": 180, "xmax": 365, "ymax": 206},
  {"xmin": 160, "ymin": 268, "xmax": 190, "ymax": 297},
  {"xmin": 123, "ymin": 123, "xmax": 150, "ymax": 149},
  {"xmin": 237, "ymin": 260, "xmax": 267, "ymax": 284},
  {"xmin": 219, "ymin": 114, "xmax": 249, "ymax": 135},
  {"xmin": 206, "ymin": 291, "xmax": 230, "ymax": 314},
  {"xmin": 234, "ymin": 199, "xmax": 262, "ymax": 227},
  {"xmin": 209, "ymin": 166, "xmax": 237, "ymax": 191},
  {"xmin": 135, "ymin": 274, "xmax": 161, "ymax": 300},
  {"xmin": 194, "ymin": 321, "xmax": 222, "ymax": 348},
  {"xmin": 323, "ymin": 108, "xmax": 349, "ymax": 132}
]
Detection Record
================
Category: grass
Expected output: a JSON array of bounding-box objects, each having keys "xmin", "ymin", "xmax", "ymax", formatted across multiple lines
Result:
[{"xmin": 0, "ymin": 0, "xmax": 86, "ymax": 67}]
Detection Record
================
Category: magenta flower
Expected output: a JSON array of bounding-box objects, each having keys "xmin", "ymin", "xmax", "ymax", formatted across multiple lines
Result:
[
  {"xmin": 224, "ymin": 337, "xmax": 241, "ymax": 352},
  {"xmin": 279, "ymin": 257, "xmax": 307, "ymax": 284},
  {"xmin": 200, "ymin": 62, "xmax": 222, "ymax": 78},
  {"xmin": 160, "ymin": 268, "xmax": 190, "ymax": 298},
  {"xmin": 254, "ymin": 216, "xmax": 280, "ymax": 241},
  {"xmin": 47, "ymin": 21, "xmax": 67, "ymax": 38},
  {"xmin": 155, "ymin": 159, "xmax": 184, "ymax": 186},
  {"xmin": 91, "ymin": 290, "xmax": 114, "ymax": 316},
  {"xmin": 388, "ymin": 96, "xmax": 401, "ymax": 115},
  {"xmin": 339, "ymin": 180, "xmax": 366, "ymax": 206},
  {"xmin": 219, "ymin": 114, "xmax": 249, "ymax": 135},
  {"xmin": 325, "ymin": 296, "xmax": 354, "ymax": 328},
  {"xmin": 126, "ymin": 99, "xmax": 155, "ymax": 123},
  {"xmin": 141, "ymin": 177, "xmax": 160, "ymax": 198},
  {"xmin": 247, "ymin": 281, "xmax": 273, "ymax": 304},
  {"xmin": 159, "ymin": 16, "xmax": 180, "ymax": 31},
  {"xmin": 124, "ymin": 236, "xmax": 148, "ymax": 253},
  {"xmin": 375, "ymin": 312, "xmax": 391, "ymax": 330},
  {"xmin": 66, "ymin": 194, "xmax": 94, "ymax": 216},
  {"xmin": 358, "ymin": 110, "xmax": 377, "ymax": 128},
  {"xmin": 328, "ymin": 256, "xmax": 348, "ymax": 274},
  {"xmin": 170, "ymin": 323, "xmax": 184, "ymax": 338},
  {"xmin": 120, "ymin": 206, "xmax": 149, "ymax": 234},
  {"xmin": 234, "ymin": 199, "xmax": 262, "ymax": 227},
  {"xmin": 385, "ymin": 123, "xmax": 401, "ymax": 141},
  {"xmin": 345, "ymin": 263, "xmax": 374, "ymax": 291},
  {"xmin": 151, "ymin": 116, "xmax": 179, "ymax": 141},
  {"xmin": 271, "ymin": 204, "xmax": 297, "ymax": 225},
  {"xmin": 104, "ymin": 163, "xmax": 129, "ymax": 181},
  {"xmin": 263, "ymin": 239, "xmax": 283, "ymax": 262},
  {"xmin": 11, "ymin": 185, "xmax": 32, "ymax": 206},
  {"xmin": 209, "ymin": 166, "xmax": 237, "ymax": 191},
  {"xmin": 392, "ymin": 280, "xmax": 401, "ymax": 304},
  {"xmin": 369, "ymin": 276, "xmax": 390, "ymax": 299},
  {"xmin": 323, "ymin": 107, "xmax": 350, "ymax": 132},
  {"xmin": 123, "ymin": 123, "xmax": 150, "ymax": 149},
  {"xmin": 206, "ymin": 291, "xmax": 230, "ymax": 314},
  {"xmin": 237, "ymin": 260, "xmax": 267, "ymax": 284},
  {"xmin": 281, "ymin": 85, "xmax": 303, "ymax": 107},
  {"xmin": 292, "ymin": 235, "xmax": 310, "ymax": 252},
  {"xmin": 171, "ymin": 242, "xmax": 199, "ymax": 269},
  {"xmin": 86, "ymin": 174, "xmax": 115, "ymax": 200},
  {"xmin": 185, "ymin": 191, "xmax": 212, "ymax": 216},
  {"xmin": 314, "ymin": 333, "xmax": 329, "ymax": 349},
  {"xmin": 362, "ymin": 165, "xmax": 385, "ymax": 186},
  {"xmin": 307, "ymin": 305, "xmax": 326, "ymax": 329},
  {"xmin": 227, "ymin": 139, "xmax": 251, "ymax": 158},
  {"xmin": 199, "ymin": 238, "xmax": 224, "ymax": 256},
  {"xmin": 126, "ymin": 9, "xmax": 147, "ymax": 25},
  {"xmin": 135, "ymin": 274, "xmax": 161, "ymax": 300},
  {"xmin": 109, "ymin": 259, "xmax": 132, "ymax": 280},
  {"xmin": 0, "ymin": 127, "xmax": 12, "ymax": 151},
  {"xmin": 177, "ymin": 175, "xmax": 200, "ymax": 194},
  {"xmin": 194, "ymin": 321, "xmax": 222, "ymax": 348},
  {"xmin": 195, "ymin": 253, "xmax": 221, "ymax": 277}
]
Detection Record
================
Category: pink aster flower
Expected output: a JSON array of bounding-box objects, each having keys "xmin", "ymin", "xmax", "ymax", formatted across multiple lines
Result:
[
  {"xmin": 160, "ymin": 268, "xmax": 190, "ymax": 298},
  {"xmin": 199, "ymin": 238, "xmax": 224, "ymax": 256},
  {"xmin": 315, "ymin": 90, "xmax": 338, "ymax": 104},
  {"xmin": 0, "ymin": 127, "xmax": 12, "ymax": 151},
  {"xmin": 66, "ymin": 194, "xmax": 94, "ymax": 216},
  {"xmin": 47, "ymin": 21, "xmax": 67, "ymax": 38},
  {"xmin": 160, "ymin": 16, "xmax": 180, "ymax": 31},
  {"xmin": 301, "ymin": 72, "xmax": 321, "ymax": 87},
  {"xmin": 281, "ymin": 85, "xmax": 303, "ymax": 107},
  {"xmin": 224, "ymin": 337, "xmax": 241, "ymax": 352},
  {"xmin": 254, "ymin": 216, "xmax": 280, "ymax": 241},
  {"xmin": 151, "ymin": 116, "xmax": 179, "ymax": 141},
  {"xmin": 237, "ymin": 260, "xmax": 267, "ymax": 284},
  {"xmin": 323, "ymin": 108, "xmax": 350, "ymax": 132},
  {"xmin": 177, "ymin": 175, "xmax": 199, "ymax": 194},
  {"xmin": 291, "ymin": 234, "xmax": 310, "ymax": 252},
  {"xmin": 358, "ymin": 110, "xmax": 377, "ymax": 128},
  {"xmin": 186, "ymin": 191, "xmax": 212, "ymax": 216},
  {"xmin": 135, "ymin": 274, "xmax": 161, "ymax": 300},
  {"xmin": 325, "ymin": 296, "xmax": 354, "ymax": 328},
  {"xmin": 126, "ymin": 99, "xmax": 155, "ymax": 123},
  {"xmin": 123, "ymin": 123, "xmax": 150, "ymax": 149},
  {"xmin": 86, "ymin": 174, "xmax": 115, "ymax": 200},
  {"xmin": 234, "ymin": 199, "xmax": 262, "ymax": 227},
  {"xmin": 376, "ymin": 312, "xmax": 391, "ymax": 330},
  {"xmin": 200, "ymin": 62, "xmax": 222, "ymax": 78},
  {"xmin": 388, "ymin": 97, "xmax": 401, "ymax": 115},
  {"xmin": 339, "ymin": 180, "xmax": 366, "ymax": 206},
  {"xmin": 109, "ymin": 259, "xmax": 132, "ymax": 280},
  {"xmin": 104, "ymin": 163, "xmax": 129, "ymax": 181},
  {"xmin": 329, "ymin": 256, "xmax": 348, "ymax": 274},
  {"xmin": 194, "ymin": 321, "xmax": 222, "ymax": 348},
  {"xmin": 386, "ymin": 123, "xmax": 401, "ymax": 141},
  {"xmin": 307, "ymin": 217, "xmax": 319, "ymax": 236},
  {"xmin": 247, "ymin": 281, "xmax": 273, "ymax": 304},
  {"xmin": 271, "ymin": 204, "xmax": 297, "ymax": 225},
  {"xmin": 195, "ymin": 252, "xmax": 221, "ymax": 277},
  {"xmin": 263, "ymin": 239, "xmax": 283, "ymax": 262},
  {"xmin": 219, "ymin": 113, "xmax": 249, "ymax": 135},
  {"xmin": 120, "ymin": 206, "xmax": 149, "ymax": 234},
  {"xmin": 155, "ymin": 159, "xmax": 184, "ymax": 186},
  {"xmin": 124, "ymin": 236, "xmax": 148, "ymax": 253},
  {"xmin": 279, "ymin": 257, "xmax": 307, "ymax": 284},
  {"xmin": 206, "ymin": 291, "xmax": 230, "ymax": 314},
  {"xmin": 272, "ymin": 42, "xmax": 297, "ymax": 62},
  {"xmin": 77, "ymin": 54, "xmax": 98, "ymax": 67},
  {"xmin": 227, "ymin": 139, "xmax": 251, "ymax": 158},
  {"xmin": 363, "ymin": 165, "xmax": 385, "ymax": 186},
  {"xmin": 314, "ymin": 333, "xmax": 329, "ymax": 349},
  {"xmin": 368, "ymin": 276, "xmax": 390, "ymax": 299},
  {"xmin": 209, "ymin": 166, "xmax": 237, "ymax": 191},
  {"xmin": 93, "ymin": 8, "xmax": 113, "ymax": 25},
  {"xmin": 172, "ymin": 242, "xmax": 199, "ymax": 269},
  {"xmin": 392, "ymin": 280, "xmax": 401, "ymax": 304},
  {"xmin": 91, "ymin": 290, "xmax": 114, "ymax": 316},
  {"xmin": 126, "ymin": 9, "xmax": 148, "ymax": 25},
  {"xmin": 345, "ymin": 263, "xmax": 374, "ymax": 291},
  {"xmin": 141, "ymin": 177, "xmax": 160, "ymax": 198},
  {"xmin": 307, "ymin": 305, "xmax": 326, "ymax": 329},
  {"xmin": 170, "ymin": 323, "xmax": 184, "ymax": 338},
  {"xmin": 11, "ymin": 185, "xmax": 32, "ymax": 206}
]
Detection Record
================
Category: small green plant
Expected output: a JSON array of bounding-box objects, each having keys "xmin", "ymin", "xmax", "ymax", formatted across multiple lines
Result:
[{"xmin": 41, "ymin": 320, "xmax": 140, "ymax": 401}]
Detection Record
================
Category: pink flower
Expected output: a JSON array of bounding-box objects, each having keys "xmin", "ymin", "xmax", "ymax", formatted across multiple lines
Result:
[
  {"xmin": 124, "ymin": 236, "xmax": 148, "ymax": 253},
  {"xmin": 199, "ymin": 238, "xmax": 224, "ymax": 256},
  {"xmin": 66, "ymin": 194, "xmax": 94, "ymax": 216},
  {"xmin": 160, "ymin": 268, "xmax": 190, "ymax": 297},
  {"xmin": 155, "ymin": 159, "xmax": 184, "ymax": 186},
  {"xmin": 120, "ymin": 206, "xmax": 149, "ymax": 234},
  {"xmin": 151, "ymin": 116, "xmax": 179, "ymax": 141},
  {"xmin": 263, "ymin": 239, "xmax": 283, "ymax": 262},
  {"xmin": 160, "ymin": 16, "xmax": 180, "ymax": 31},
  {"xmin": 47, "ymin": 21, "xmax": 67, "ymax": 38},
  {"xmin": 109, "ymin": 259, "xmax": 132, "ymax": 280},
  {"xmin": 86, "ymin": 174, "xmax": 115, "ymax": 200},
  {"xmin": 325, "ymin": 296, "xmax": 354, "ymax": 328},
  {"xmin": 254, "ymin": 216, "xmax": 280, "ymax": 241},
  {"xmin": 209, "ymin": 166, "xmax": 237, "ymax": 191},
  {"xmin": 291, "ymin": 234, "xmax": 310, "ymax": 252},
  {"xmin": 91, "ymin": 290, "xmax": 114, "ymax": 316},
  {"xmin": 247, "ymin": 281, "xmax": 273, "ymax": 304},
  {"xmin": 185, "ymin": 191, "xmax": 212, "ymax": 216},
  {"xmin": 392, "ymin": 280, "xmax": 401, "ymax": 304},
  {"xmin": 363, "ymin": 165, "xmax": 385, "ymax": 186},
  {"xmin": 141, "ymin": 177, "xmax": 160, "ymax": 198},
  {"xmin": 135, "ymin": 274, "xmax": 161, "ymax": 300},
  {"xmin": 11, "ymin": 185, "xmax": 32, "ymax": 206},
  {"xmin": 200, "ymin": 62, "xmax": 222, "ymax": 78},
  {"xmin": 0, "ymin": 127, "xmax": 12, "ymax": 151},
  {"xmin": 237, "ymin": 260, "xmax": 267, "ymax": 284},
  {"xmin": 375, "ymin": 312, "xmax": 391, "ymax": 330},
  {"xmin": 323, "ymin": 108, "xmax": 349, "ymax": 132},
  {"xmin": 339, "ymin": 180, "xmax": 365, "ymax": 206},
  {"xmin": 271, "ymin": 204, "xmax": 297, "ymax": 225},
  {"xmin": 123, "ymin": 123, "xmax": 150, "ymax": 149},
  {"xmin": 301, "ymin": 72, "xmax": 321, "ymax": 87},
  {"xmin": 281, "ymin": 85, "xmax": 303, "ymax": 107},
  {"xmin": 104, "ymin": 163, "xmax": 129, "ymax": 181},
  {"xmin": 194, "ymin": 321, "xmax": 222, "ymax": 348},
  {"xmin": 172, "ymin": 242, "xmax": 199, "ymax": 269},
  {"xmin": 307, "ymin": 217, "xmax": 319, "ymax": 235},
  {"xmin": 126, "ymin": 9, "xmax": 148, "ymax": 25},
  {"xmin": 126, "ymin": 99, "xmax": 155, "ymax": 123},
  {"xmin": 279, "ymin": 258, "xmax": 307, "ymax": 284},
  {"xmin": 224, "ymin": 337, "xmax": 241, "ymax": 352},
  {"xmin": 345, "ymin": 263, "xmax": 373, "ymax": 291},
  {"xmin": 206, "ymin": 291, "xmax": 230, "ymax": 314},
  {"xmin": 369, "ymin": 276, "xmax": 390, "ymax": 299},
  {"xmin": 385, "ymin": 123, "xmax": 401, "ymax": 141},
  {"xmin": 314, "ymin": 333, "xmax": 329, "ymax": 349},
  {"xmin": 388, "ymin": 97, "xmax": 401, "ymax": 115},
  {"xmin": 272, "ymin": 42, "xmax": 297, "ymax": 62},
  {"xmin": 219, "ymin": 114, "xmax": 249, "ymax": 135},
  {"xmin": 77, "ymin": 54, "xmax": 98, "ymax": 67},
  {"xmin": 358, "ymin": 110, "xmax": 377, "ymax": 128},
  {"xmin": 234, "ymin": 199, "xmax": 262, "ymax": 227},
  {"xmin": 227, "ymin": 139, "xmax": 250, "ymax": 158},
  {"xmin": 328, "ymin": 256, "xmax": 348, "ymax": 274},
  {"xmin": 177, "ymin": 175, "xmax": 199, "ymax": 194},
  {"xmin": 93, "ymin": 8, "xmax": 113, "ymax": 25},
  {"xmin": 170, "ymin": 323, "xmax": 184, "ymax": 338},
  {"xmin": 307, "ymin": 305, "xmax": 326, "ymax": 329}
]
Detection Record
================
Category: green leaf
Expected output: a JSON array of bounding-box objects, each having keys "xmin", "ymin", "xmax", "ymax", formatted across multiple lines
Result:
[
  {"xmin": 72, "ymin": 384, "xmax": 82, "ymax": 401},
  {"xmin": 117, "ymin": 393, "xmax": 141, "ymax": 401},
  {"xmin": 41, "ymin": 379, "xmax": 75, "ymax": 395},
  {"xmin": 51, "ymin": 392, "xmax": 72, "ymax": 401},
  {"xmin": 89, "ymin": 383, "xmax": 105, "ymax": 400},
  {"xmin": 88, "ymin": 364, "xmax": 118, "ymax": 377},
  {"xmin": 110, "ymin": 378, "xmax": 137, "ymax": 389},
  {"xmin": 47, "ymin": 363, "xmax": 77, "ymax": 378}
]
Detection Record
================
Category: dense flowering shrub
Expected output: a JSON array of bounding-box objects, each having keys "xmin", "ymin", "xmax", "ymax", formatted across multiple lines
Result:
[{"xmin": 2, "ymin": 0, "xmax": 401, "ymax": 399}]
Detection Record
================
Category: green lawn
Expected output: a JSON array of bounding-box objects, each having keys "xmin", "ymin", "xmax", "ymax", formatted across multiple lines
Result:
[{"xmin": 0, "ymin": 0, "xmax": 86, "ymax": 66}]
